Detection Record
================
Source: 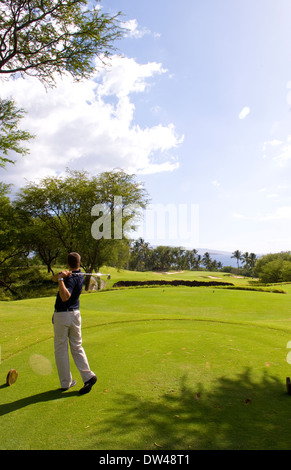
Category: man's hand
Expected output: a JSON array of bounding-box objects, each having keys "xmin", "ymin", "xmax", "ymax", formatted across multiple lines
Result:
[
  {"xmin": 52, "ymin": 270, "xmax": 71, "ymax": 283},
  {"xmin": 59, "ymin": 270, "xmax": 72, "ymax": 279}
]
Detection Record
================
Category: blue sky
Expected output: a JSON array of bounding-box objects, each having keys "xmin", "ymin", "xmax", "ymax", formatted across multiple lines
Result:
[{"xmin": 2, "ymin": 0, "xmax": 291, "ymax": 254}]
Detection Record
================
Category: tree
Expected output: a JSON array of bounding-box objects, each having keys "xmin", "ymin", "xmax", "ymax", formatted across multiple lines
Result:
[
  {"xmin": 202, "ymin": 252, "xmax": 212, "ymax": 270},
  {"xmin": 129, "ymin": 238, "xmax": 152, "ymax": 272},
  {"xmin": 217, "ymin": 261, "xmax": 223, "ymax": 270},
  {"xmin": 231, "ymin": 250, "xmax": 242, "ymax": 270},
  {"xmin": 0, "ymin": 0, "xmax": 123, "ymax": 85},
  {"xmin": 253, "ymin": 252, "xmax": 291, "ymax": 283},
  {"xmin": 0, "ymin": 182, "xmax": 30, "ymax": 296},
  {"xmin": 195, "ymin": 253, "xmax": 202, "ymax": 270},
  {"xmin": 0, "ymin": 97, "xmax": 34, "ymax": 167},
  {"xmin": 257, "ymin": 259, "xmax": 283, "ymax": 283},
  {"xmin": 242, "ymin": 252, "xmax": 249, "ymax": 268},
  {"xmin": 248, "ymin": 253, "xmax": 257, "ymax": 270},
  {"xmin": 190, "ymin": 249, "xmax": 200, "ymax": 270},
  {"xmin": 241, "ymin": 251, "xmax": 257, "ymax": 276},
  {"xmin": 25, "ymin": 218, "xmax": 63, "ymax": 273},
  {"xmin": 149, "ymin": 246, "xmax": 172, "ymax": 272},
  {"xmin": 15, "ymin": 169, "xmax": 149, "ymax": 288},
  {"xmin": 0, "ymin": 0, "xmax": 124, "ymax": 167}
]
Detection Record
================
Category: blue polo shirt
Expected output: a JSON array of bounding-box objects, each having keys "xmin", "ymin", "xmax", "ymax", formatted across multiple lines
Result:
[{"xmin": 54, "ymin": 270, "xmax": 85, "ymax": 311}]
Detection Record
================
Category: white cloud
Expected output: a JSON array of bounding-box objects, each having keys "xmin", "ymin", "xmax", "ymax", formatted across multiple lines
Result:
[
  {"xmin": 263, "ymin": 139, "xmax": 283, "ymax": 148},
  {"xmin": 123, "ymin": 19, "xmax": 160, "ymax": 39},
  {"xmin": 261, "ymin": 135, "xmax": 291, "ymax": 167},
  {"xmin": 233, "ymin": 212, "xmax": 248, "ymax": 219},
  {"xmin": 233, "ymin": 205, "xmax": 291, "ymax": 222},
  {"xmin": 211, "ymin": 180, "xmax": 220, "ymax": 188},
  {"xmin": 238, "ymin": 106, "xmax": 250, "ymax": 119},
  {"xmin": 138, "ymin": 160, "xmax": 179, "ymax": 175},
  {"xmin": 97, "ymin": 56, "xmax": 167, "ymax": 97},
  {"xmin": 151, "ymin": 105, "xmax": 161, "ymax": 114},
  {"xmin": 266, "ymin": 193, "xmax": 278, "ymax": 198},
  {"xmin": 273, "ymin": 142, "xmax": 291, "ymax": 166},
  {"xmin": 0, "ymin": 55, "xmax": 183, "ymax": 187},
  {"xmin": 258, "ymin": 206, "xmax": 291, "ymax": 221}
]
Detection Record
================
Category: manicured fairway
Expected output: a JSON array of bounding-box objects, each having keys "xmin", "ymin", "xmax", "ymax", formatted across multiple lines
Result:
[{"xmin": 1, "ymin": 285, "xmax": 291, "ymax": 449}]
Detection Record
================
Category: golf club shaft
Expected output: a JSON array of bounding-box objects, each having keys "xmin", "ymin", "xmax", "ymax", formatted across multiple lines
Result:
[{"xmin": 72, "ymin": 272, "xmax": 109, "ymax": 277}]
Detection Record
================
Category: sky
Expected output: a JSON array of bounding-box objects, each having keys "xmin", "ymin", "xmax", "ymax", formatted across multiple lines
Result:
[{"xmin": 2, "ymin": 0, "xmax": 291, "ymax": 254}]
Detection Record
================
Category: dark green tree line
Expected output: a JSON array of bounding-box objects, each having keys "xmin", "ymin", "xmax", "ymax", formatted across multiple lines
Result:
[{"xmin": 129, "ymin": 240, "xmax": 221, "ymax": 272}]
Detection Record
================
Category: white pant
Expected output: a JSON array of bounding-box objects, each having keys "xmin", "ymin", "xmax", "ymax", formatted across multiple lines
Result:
[{"xmin": 53, "ymin": 310, "xmax": 95, "ymax": 389}]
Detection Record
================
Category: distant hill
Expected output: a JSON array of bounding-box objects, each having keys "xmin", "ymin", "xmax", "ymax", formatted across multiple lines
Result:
[{"xmin": 197, "ymin": 249, "xmax": 241, "ymax": 268}]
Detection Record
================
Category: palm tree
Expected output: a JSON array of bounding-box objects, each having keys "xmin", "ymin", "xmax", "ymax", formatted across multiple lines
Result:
[
  {"xmin": 202, "ymin": 252, "xmax": 212, "ymax": 270},
  {"xmin": 249, "ymin": 253, "xmax": 257, "ymax": 269},
  {"xmin": 195, "ymin": 254, "xmax": 202, "ymax": 270},
  {"xmin": 189, "ymin": 249, "xmax": 198, "ymax": 270},
  {"xmin": 217, "ymin": 261, "xmax": 223, "ymax": 271},
  {"xmin": 130, "ymin": 238, "xmax": 151, "ymax": 271},
  {"xmin": 231, "ymin": 250, "xmax": 242, "ymax": 270},
  {"xmin": 242, "ymin": 252, "xmax": 250, "ymax": 269},
  {"xmin": 241, "ymin": 251, "xmax": 257, "ymax": 275}
]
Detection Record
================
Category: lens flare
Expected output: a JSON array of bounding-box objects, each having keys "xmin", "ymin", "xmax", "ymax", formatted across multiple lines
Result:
[{"xmin": 29, "ymin": 354, "xmax": 53, "ymax": 375}]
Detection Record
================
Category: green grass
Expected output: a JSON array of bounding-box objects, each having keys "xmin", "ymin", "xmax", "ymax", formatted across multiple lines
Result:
[{"xmin": 1, "ymin": 271, "xmax": 291, "ymax": 449}]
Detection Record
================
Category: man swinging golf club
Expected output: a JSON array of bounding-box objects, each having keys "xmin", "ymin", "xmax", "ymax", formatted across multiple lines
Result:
[{"xmin": 52, "ymin": 252, "xmax": 97, "ymax": 395}]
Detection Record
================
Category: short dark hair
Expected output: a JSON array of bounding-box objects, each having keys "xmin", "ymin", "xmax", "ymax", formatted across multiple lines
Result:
[{"xmin": 68, "ymin": 252, "xmax": 81, "ymax": 269}]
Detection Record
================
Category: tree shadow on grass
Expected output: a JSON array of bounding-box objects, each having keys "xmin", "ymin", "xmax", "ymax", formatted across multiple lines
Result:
[
  {"xmin": 94, "ymin": 368, "xmax": 291, "ymax": 450},
  {"xmin": 0, "ymin": 387, "xmax": 79, "ymax": 417}
]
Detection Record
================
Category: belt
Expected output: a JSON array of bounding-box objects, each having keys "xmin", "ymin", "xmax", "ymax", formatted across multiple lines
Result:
[{"xmin": 54, "ymin": 308, "xmax": 79, "ymax": 312}]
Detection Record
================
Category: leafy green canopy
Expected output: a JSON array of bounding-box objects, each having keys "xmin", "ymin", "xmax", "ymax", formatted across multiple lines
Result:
[
  {"xmin": 0, "ymin": 0, "xmax": 123, "ymax": 85},
  {"xmin": 14, "ymin": 169, "xmax": 149, "ymax": 277},
  {"xmin": 254, "ymin": 251, "xmax": 291, "ymax": 283},
  {"xmin": 0, "ymin": 98, "xmax": 34, "ymax": 165}
]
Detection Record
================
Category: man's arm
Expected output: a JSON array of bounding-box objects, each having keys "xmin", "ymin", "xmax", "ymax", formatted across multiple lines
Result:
[{"xmin": 52, "ymin": 270, "xmax": 72, "ymax": 302}]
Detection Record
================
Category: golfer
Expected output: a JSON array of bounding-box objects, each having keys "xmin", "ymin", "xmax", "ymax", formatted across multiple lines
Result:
[{"xmin": 52, "ymin": 252, "xmax": 97, "ymax": 395}]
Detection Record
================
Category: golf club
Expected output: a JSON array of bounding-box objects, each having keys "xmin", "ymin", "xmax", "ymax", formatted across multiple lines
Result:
[{"xmin": 71, "ymin": 272, "xmax": 111, "ymax": 279}]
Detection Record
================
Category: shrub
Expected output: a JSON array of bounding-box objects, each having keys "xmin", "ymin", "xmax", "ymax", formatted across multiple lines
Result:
[{"xmin": 254, "ymin": 252, "xmax": 291, "ymax": 283}]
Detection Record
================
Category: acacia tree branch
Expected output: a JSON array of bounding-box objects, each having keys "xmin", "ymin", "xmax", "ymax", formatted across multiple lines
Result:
[{"xmin": 0, "ymin": 1, "xmax": 123, "ymax": 85}]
